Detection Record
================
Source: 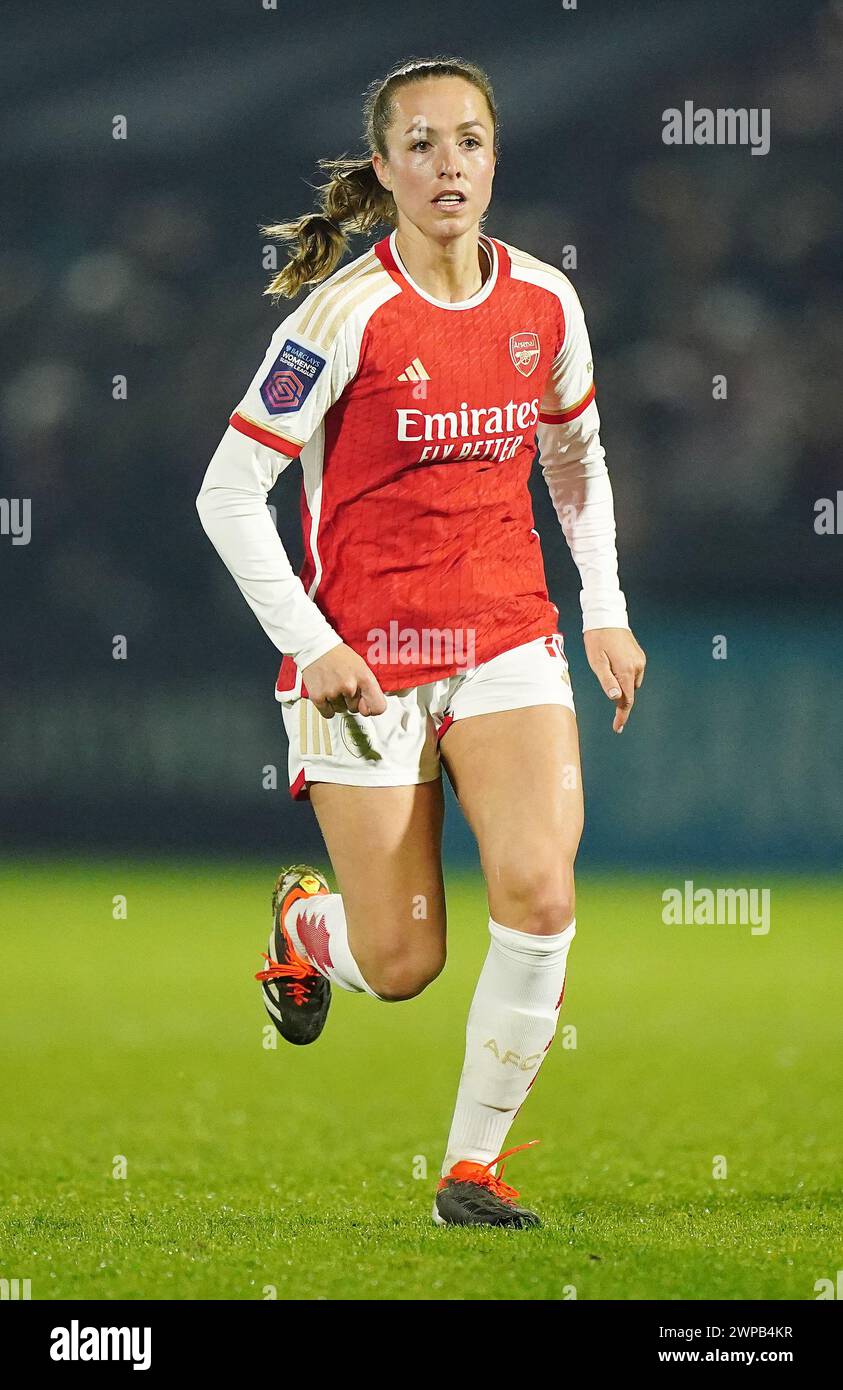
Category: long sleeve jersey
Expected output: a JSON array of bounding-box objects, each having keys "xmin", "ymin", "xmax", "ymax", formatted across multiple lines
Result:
[{"xmin": 197, "ymin": 229, "xmax": 629, "ymax": 699}]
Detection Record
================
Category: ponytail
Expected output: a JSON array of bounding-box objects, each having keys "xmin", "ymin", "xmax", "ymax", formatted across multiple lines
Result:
[{"xmin": 261, "ymin": 157, "xmax": 395, "ymax": 301}]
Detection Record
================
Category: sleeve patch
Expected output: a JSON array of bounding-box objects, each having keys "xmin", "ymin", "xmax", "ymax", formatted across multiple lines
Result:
[{"xmin": 260, "ymin": 339, "xmax": 326, "ymax": 415}]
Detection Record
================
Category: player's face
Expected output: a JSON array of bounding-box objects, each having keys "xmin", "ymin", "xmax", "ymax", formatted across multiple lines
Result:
[{"xmin": 373, "ymin": 78, "xmax": 496, "ymax": 240}]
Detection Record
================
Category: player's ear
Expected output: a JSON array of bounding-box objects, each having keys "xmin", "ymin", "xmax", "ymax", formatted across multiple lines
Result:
[{"xmin": 371, "ymin": 152, "xmax": 391, "ymax": 193}]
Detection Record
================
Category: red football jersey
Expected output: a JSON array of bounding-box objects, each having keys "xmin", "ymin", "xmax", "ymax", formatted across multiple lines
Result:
[{"xmin": 229, "ymin": 230, "xmax": 597, "ymax": 696}]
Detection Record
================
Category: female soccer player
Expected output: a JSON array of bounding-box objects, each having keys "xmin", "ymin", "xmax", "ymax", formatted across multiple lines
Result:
[{"xmin": 197, "ymin": 55, "xmax": 646, "ymax": 1228}]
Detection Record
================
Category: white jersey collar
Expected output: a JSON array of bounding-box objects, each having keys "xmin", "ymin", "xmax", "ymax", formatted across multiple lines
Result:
[{"xmin": 389, "ymin": 230, "xmax": 498, "ymax": 311}]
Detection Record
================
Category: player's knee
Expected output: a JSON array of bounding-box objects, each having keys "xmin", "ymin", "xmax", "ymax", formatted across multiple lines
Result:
[
  {"xmin": 366, "ymin": 951, "xmax": 445, "ymax": 1002},
  {"xmin": 514, "ymin": 897, "xmax": 575, "ymax": 936},
  {"xmin": 492, "ymin": 860, "xmax": 575, "ymax": 936}
]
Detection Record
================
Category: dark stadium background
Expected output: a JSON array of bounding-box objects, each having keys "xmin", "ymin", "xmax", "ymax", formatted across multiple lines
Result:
[{"xmin": 1, "ymin": 0, "xmax": 840, "ymax": 869}]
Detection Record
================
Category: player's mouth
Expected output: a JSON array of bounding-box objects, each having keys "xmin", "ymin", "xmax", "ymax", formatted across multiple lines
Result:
[{"xmin": 431, "ymin": 191, "xmax": 467, "ymax": 209}]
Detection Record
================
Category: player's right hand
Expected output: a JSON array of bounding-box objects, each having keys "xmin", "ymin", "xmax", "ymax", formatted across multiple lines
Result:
[{"xmin": 301, "ymin": 643, "xmax": 388, "ymax": 719}]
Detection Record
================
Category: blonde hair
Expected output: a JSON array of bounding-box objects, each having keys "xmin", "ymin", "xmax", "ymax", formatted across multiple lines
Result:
[{"xmin": 261, "ymin": 55, "xmax": 499, "ymax": 302}]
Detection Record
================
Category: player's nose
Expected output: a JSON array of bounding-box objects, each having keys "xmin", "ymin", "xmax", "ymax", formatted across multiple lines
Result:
[{"xmin": 436, "ymin": 146, "xmax": 464, "ymax": 179}]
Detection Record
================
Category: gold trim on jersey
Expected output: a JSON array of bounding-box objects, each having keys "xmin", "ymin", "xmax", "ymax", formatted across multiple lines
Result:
[
  {"xmin": 296, "ymin": 250, "xmax": 376, "ymax": 338},
  {"xmin": 505, "ymin": 244, "xmax": 568, "ymax": 284},
  {"xmin": 233, "ymin": 411, "xmax": 306, "ymax": 447},
  {"xmin": 297, "ymin": 253, "xmax": 392, "ymax": 349},
  {"xmin": 307, "ymin": 263, "xmax": 390, "ymax": 348},
  {"xmin": 542, "ymin": 382, "xmax": 596, "ymax": 419},
  {"xmin": 507, "ymin": 243, "xmax": 586, "ymax": 320}
]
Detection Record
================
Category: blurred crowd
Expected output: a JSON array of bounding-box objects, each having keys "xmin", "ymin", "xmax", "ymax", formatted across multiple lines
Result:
[{"xmin": 2, "ymin": 1, "xmax": 840, "ymax": 683}]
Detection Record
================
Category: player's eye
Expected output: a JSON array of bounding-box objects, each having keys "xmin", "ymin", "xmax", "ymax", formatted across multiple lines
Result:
[{"xmin": 410, "ymin": 137, "xmax": 481, "ymax": 152}]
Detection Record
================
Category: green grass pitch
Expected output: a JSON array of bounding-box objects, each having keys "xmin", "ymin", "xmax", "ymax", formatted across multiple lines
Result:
[{"xmin": 1, "ymin": 861, "xmax": 840, "ymax": 1301}]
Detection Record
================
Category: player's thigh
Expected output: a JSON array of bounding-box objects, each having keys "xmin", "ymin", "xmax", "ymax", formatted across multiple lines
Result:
[
  {"xmin": 308, "ymin": 778, "xmax": 448, "ymax": 990},
  {"xmin": 439, "ymin": 705, "xmax": 583, "ymax": 933}
]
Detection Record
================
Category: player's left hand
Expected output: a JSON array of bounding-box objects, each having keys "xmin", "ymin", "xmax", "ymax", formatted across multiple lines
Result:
[{"xmin": 583, "ymin": 627, "xmax": 647, "ymax": 733}]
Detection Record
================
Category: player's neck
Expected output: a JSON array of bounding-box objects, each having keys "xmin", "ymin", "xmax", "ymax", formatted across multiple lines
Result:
[{"xmin": 394, "ymin": 228, "xmax": 489, "ymax": 304}]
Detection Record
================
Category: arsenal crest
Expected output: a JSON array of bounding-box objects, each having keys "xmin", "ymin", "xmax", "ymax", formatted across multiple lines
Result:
[{"xmin": 509, "ymin": 331, "xmax": 541, "ymax": 377}]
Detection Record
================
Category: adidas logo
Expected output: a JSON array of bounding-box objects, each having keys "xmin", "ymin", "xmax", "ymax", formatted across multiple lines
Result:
[{"xmin": 397, "ymin": 357, "xmax": 431, "ymax": 383}]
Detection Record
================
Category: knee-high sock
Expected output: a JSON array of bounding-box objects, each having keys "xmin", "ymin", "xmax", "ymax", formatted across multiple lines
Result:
[
  {"xmin": 283, "ymin": 893, "xmax": 383, "ymax": 1000},
  {"xmin": 440, "ymin": 916, "xmax": 576, "ymax": 1175}
]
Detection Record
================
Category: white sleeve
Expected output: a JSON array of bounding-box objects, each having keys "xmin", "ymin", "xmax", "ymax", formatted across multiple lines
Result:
[
  {"xmin": 196, "ymin": 426, "xmax": 343, "ymax": 668},
  {"xmin": 536, "ymin": 279, "xmax": 629, "ymax": 632},
  {"xmin": 197, "ymin": 307, "xmax": 354, "ymax": 668}
]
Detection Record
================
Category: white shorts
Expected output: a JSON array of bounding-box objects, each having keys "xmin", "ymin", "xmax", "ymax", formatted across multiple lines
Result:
[{"xmin": 279, "ymin": 633, "xmax": 576, "ymax": 802}]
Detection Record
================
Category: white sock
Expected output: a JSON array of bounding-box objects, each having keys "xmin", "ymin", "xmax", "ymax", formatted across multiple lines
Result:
[
  {"xmin": 283, "ymin": 892, "xmax": 383, "ymax": 999},
  {"xmin": 440, "ymin": 915, "xmax": 576, "ymax": 1176}
]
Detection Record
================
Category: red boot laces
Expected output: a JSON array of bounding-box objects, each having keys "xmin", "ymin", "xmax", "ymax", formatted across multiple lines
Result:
[
  {"xmin": 439, "ymin": 1138, "xmax": 541, "ymax": 1202},
  {"xmin": 254, "ymin": 923, "xmax": 321, "ymax": 1007}
]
